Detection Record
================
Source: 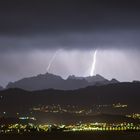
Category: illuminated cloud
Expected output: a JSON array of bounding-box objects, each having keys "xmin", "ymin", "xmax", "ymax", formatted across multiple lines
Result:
[{"xmin": 0, "ymin": 49, "xmax": 140, "ymax": 87}]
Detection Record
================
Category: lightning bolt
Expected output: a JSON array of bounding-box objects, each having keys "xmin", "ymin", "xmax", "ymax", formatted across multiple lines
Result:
[
  {"xmin": 47, "ymin": 50, "xmax": 60, "ymax": 73},
  {"xmin": 90, "ymin": 50, "xmax": 98, "ymax": 76}
]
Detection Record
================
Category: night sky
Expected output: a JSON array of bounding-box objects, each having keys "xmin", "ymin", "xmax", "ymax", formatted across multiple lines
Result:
[{"xmin": 0, "ymin": 0, "xmax": 140, "ymax": 86}]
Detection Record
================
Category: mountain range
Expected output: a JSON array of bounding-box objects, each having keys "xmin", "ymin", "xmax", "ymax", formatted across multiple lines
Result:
[{"xmin": 6, "ymin": 73, "xmax": 119, "ymax": 91}]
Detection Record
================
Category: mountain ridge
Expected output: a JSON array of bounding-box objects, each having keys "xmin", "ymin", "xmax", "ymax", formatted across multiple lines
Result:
[{"xmin": 6, "ymin": 73, "xmax": 119, "ymax": 91}]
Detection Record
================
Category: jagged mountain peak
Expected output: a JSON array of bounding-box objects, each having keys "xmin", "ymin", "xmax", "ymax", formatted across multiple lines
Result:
[
  {"xmin": 6, "ymin": 73, "xmax": 119, "ymax": 91},
  {"xmin": 110, "ymin": 78, "xmax": 120, "ymax": 84},
  {"xmin": 85, "ymin": 74, "xmax": 108, "ymax": 83}
]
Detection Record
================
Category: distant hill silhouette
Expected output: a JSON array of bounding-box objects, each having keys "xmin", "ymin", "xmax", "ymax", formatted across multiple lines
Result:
[
  {"xmin": 6, "ymin": 73, "xmax": 119, "ymax": 91},
  {"xmin": 1, "ymin": 82, "xmax": 140, "ymax": 115}
]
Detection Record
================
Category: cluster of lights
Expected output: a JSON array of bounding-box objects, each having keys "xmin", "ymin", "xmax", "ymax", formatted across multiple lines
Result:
[
  {"xmin": 126, "ymin": 113, "xmax": 140, "ymax": 119},
  {"xmin": 0, "ymin": 122, "xmax": 140, "ymax": 134},
  {"xmin": 0, "ymin": 124, "xmax": 38, "ymax": 134},
  {"xmin": 19, "ymin": 117, "xmax": 36, "ymax": 121},
  {"xmin": 113, "ymin": 103, "xmax": 128, "ymax": 108},
  {"xmin": 32, "ymin": 103, "xmax": 128, "ymax": 116},
  {"xmin": 65, "ymin": 122, "xmax": 140, "ymax": 132},
  {"xmin": 32, "ymin": 105, "xmax": 88, "ymax": 115}
]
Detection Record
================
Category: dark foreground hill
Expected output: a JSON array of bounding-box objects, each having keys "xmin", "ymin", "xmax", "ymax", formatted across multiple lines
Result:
[
  {"xmin": 0, "ymin": 82, "xmax": 140, "ymax": 114},
  {"xmin": 0, "ymin": 131, "xmax": 140, "ymax": 140}
]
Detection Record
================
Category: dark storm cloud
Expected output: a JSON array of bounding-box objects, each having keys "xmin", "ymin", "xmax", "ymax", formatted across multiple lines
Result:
[
  {"xmin": 0, "ymin": 0, "xmax": 140, "ymax": 51},
  {"xmin": 0, "ymin": 30, "xmax": 140, "ymax": 52}
]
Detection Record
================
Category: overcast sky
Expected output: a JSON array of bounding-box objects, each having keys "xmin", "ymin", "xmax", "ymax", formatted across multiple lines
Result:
[{"xmin": 0, "ymin": 0, "xmax": 140, "ymax": 87}]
